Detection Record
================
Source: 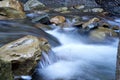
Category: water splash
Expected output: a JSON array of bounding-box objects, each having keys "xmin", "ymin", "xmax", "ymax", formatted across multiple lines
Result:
[
  {"xmin": 38, "ymin": 50, "xmax": 59, "ymax": 69},
  {"xmin": 33, "ymin": 27, "xmax": 119, "ymax": 80}
]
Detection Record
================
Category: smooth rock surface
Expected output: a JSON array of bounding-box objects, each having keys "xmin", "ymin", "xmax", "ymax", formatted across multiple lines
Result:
[
  {"xmin": 0, "ymin": 35, "xmax": 50, "ymax": 79},
  {"xmin": 82, "ymin": 17, "xmax": 100, "ymax": 29},
  {"xmin": 24, "ymin": 0, "xmax": 45, "ymax": 11},
  {"xmin": 0, "ymin": 0, "xmax": 26, "ymax": 19},
  {"xmin": 50, "ymin": 16, "xmax": 66, "ymax": 25},
  {"xmin": 89, "ymin": 27, "xmax": 118, "ymax": 42}
]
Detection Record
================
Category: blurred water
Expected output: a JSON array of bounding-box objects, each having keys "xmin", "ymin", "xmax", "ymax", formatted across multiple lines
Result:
[{"xmin": 34, "ymin": 28, "xmax": 119, "ymax": 80}]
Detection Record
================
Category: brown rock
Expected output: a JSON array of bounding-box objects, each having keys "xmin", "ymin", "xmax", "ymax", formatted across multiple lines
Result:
[
  {"xmin": 112, "ymin": 26, "xmax": 120, "ymax": 30},
  {"xmin": 82, "ymin": 17, "xmax": 100, "ymax": 29},
  {"xmin": 50, "ymin": 16, "xmax": 66, "ymax": 25},
  {"xmin": 89, "ymin": 27, "xmax": 118, "ymax": 41},
  {"xmin": 0, "ymin": 0, "xmax": 26, "ymax": 19},
  {"xmin": 35, "ymin": 23, "xmax": 52, "ymax": 30},
  {"xmin": 0, "ymin": 35, "xmax": 50, "ymax": 79}
]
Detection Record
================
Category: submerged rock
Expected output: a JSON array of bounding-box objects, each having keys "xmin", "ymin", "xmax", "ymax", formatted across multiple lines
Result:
[
  {"xmin": 0, "ymin": 35, "xmax": 50, "ymax": 79},
  {"xmin": 0, "ymin": 0, "xmax": 26, "ymax": 19}
]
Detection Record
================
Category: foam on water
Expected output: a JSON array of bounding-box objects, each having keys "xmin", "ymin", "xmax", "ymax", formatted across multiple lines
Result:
[{"xmin": 35, "ymin": 28, "xmax": 119, "ymax": 80}]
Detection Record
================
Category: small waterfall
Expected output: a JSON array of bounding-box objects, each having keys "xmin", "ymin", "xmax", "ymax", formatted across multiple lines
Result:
[
  {"xmin": 31, "ymin": 20, "xmax": 119, "ymax": 80},
  {"xmin": 38, "ymin": 50, "xmax": 59, "ymax": 69}
]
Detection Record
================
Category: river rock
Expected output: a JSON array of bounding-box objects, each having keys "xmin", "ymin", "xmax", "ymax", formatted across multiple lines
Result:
[
  {"xmin": 54, "ymin": 7, "xmax": 68, "ymax": 12},
  {"xmin": 35, "ymin": 23, "xmax": 52, "ymax": 30},
  {"xmin": 82, "ymin": 17, "xmax": 100, "ymax": 29},
  {"xmin": 73, "ymin": 5, "xmax": 85, "ymax": 10},
  {"xmin": 0, "ymin": 35, "xmax": 50, "ymax": 79},
  {"xmin": 31, "ymin": 13, "xmax": 51, "ymax": 25},
  {"xmin": 24, "ymin": 0, "xmax": 45, "ymax": 11},
  {"xmin": 89, "ymin": 27, "xmax": 118, "ymax": 42},
  {"xmin": 91, "ymin": 8, "xmax": 103, "ymax": 13},
  {"xmin": 50, "ymin": 16, "xmax": 66, "ymax": 25},
  {"xmin": 0, "ymin": 0, "xmax": 26, "ymax": 19}
]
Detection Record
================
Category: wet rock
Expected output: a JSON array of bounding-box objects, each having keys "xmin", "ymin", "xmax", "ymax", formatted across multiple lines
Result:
[
  {"xmin": 112, "ymin": 26, "xmax": 120, "ymax": 30},
  {"xmin": 73, "ymin": 21, "xmax": 83, "ymax": 28},
  {"xmin": 0, "ymin": 15, "xmax": 7, "ymax": 19},
  {"xmin": 24, "ymin": 0, "xmax": 45, "ymax": 11},
  {"xmin": 91, "ymin": 8, "xmax": 103, "ymax": 13},
  {"xmin": 0, "ymin": 7, "xmax": 26, "ymax": 19},
  {"xmin": 0, "ymin": 0, "xmax": 26, "ymax": 19},
  {"xmin": 34, "ymin": 23, "xmax": 52, "ymax": 30},
  {"xmin": 83, "ymin": 9, "xmax": 92, "ymax": 12},
  {"xmin": 95, "ymin": 0, "xmax": 120, "ymax": 16},
  {"xmin": 73, "ymin": 5, "xmax": 85, "ymax": 10},
  {"xmin": 99, "ymin": 22, "xmax": 110, "ymax": 28},
  {"xmin": 54, "ymin": 7, "xmax": 68, "ymax": 12},
  {"xmin": 82, "ymin": 17, "xmax": 100, "ymax": 29},
  {"xmin": 0, "ymin": 35, "xmax": 50, "ymax": 79},
  {"xmin": 89, "ymin": 27, "xmax": 118, "ymax": 42},
  {"xmin": 31, "ymin": 13, "xmax": 51, "ymax": 25},
  {"xmin": 50, "ymin": 16, "xmax": 66, "ymax": 25},
  {"xmin": 57, "ymin": 22, "xmax": 71, "ymax": 29}
]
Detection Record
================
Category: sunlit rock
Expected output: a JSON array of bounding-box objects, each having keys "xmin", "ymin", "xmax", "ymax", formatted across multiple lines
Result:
[
  {"xmin": 82, "ymin": 17, "xmax": 100, "ymax": 29},
  {"xmin": 54, "ymin": 7, "xmax": 68, "ymax": 12},
  {"xmin": 91, "ymin": 8, "xmax": 103, "ymax": 13},
  {"xmin": 24, "ymin": 0, "xmax": 45, "ymax": 11},
  {"xmin": 50, "ymin": 16, "xmax": 66, "ymax": 25},
  {"xmin": 73, "ymin": 5, "xmax": 85, "ymax": 10},
  {"xmin": 0, "ymin": 35, "xmax": 50, "ymax": 79},
  {"xmin": 0, "ymin": 0, "xmax": 26, "ymax": 19},
  {"xmin": 89, "ymin": 27, "xmax": 118, "ymax": 42}
]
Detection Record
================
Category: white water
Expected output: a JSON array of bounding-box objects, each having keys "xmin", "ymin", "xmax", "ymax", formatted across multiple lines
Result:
[{"xmin": 34, "ymin": 27, "xmax": 119, "ymax": 80}]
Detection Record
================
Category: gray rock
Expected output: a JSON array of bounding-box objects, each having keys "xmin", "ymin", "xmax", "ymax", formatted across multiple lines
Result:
[{"xmin": 24, "ymin": 0, "xmax": 45, "ymax": 11}]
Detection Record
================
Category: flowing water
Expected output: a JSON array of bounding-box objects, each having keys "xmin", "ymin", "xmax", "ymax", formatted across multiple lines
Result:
[
  {"xmin": 32, "ymin": 20, "xmax": 119, "ymax": 80},
  {"xmin": 0, "ymin": 16, "xmax": 119, "ymax": 80}
]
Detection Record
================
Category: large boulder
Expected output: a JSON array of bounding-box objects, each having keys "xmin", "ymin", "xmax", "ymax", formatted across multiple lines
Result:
[
  {"xmin": 0, "ymin": 35, "xmax": 50, "ymax": 79},
  {"xmin": 0, "ymin": 0, "xmax": 26, "ymax": 19}
]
